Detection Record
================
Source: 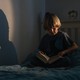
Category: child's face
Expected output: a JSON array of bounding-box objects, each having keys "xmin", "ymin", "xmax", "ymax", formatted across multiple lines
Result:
[
  {"xmin": 47, "ymin": 21, "xmax": 60, "ymax": 35},
  {"xmin": 48, "ymin": 26, "xmax": 59, "ymax": 35}
]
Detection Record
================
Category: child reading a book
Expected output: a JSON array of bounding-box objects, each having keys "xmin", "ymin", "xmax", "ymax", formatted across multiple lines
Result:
[
  {"xmin": 34, "ymin": 12, "xmax": 78, "ymax": 68},
  {"xmin": 23, "ymin": 12, "xmax": 78, "ymax": 68}
]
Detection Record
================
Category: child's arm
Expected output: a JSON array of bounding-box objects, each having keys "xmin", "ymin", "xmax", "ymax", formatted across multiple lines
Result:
[
  {"xmin": 48, "ymin": 55, "xmax": 62, "ymax": 64},
  {"xmin": 49, "ymin": 42, "xmax": 78, "ymax": 64},
  {"xmin": 36, "ymin": 51, "xmax": 50, "ymax": 63},
  {"xmin": 57, "ymin": 42, "xmax": 78, "ymax": 58}
]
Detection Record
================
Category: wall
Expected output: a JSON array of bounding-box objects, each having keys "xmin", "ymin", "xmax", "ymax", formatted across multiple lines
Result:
[
  {"xmin": 45, "ymin": 0, "xmax": 80, "ymax": 21},
  {"xmin": 0, "ymin": 0, "xmax": 45, "ymax": 63},
  {"xmin": 18, "ymin": 0, "xmax": 45, "ymax": 63}
]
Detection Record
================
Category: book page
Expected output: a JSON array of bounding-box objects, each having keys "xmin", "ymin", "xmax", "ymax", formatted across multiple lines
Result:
[{"xmin": 36, "ymin": 51, "xmax": 49, "ymax": 63}]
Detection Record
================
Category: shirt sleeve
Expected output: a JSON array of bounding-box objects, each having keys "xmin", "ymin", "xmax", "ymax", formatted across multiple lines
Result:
[{"xmin": 63, "ymin": 32, "xmax": 74, "ymax": 48}]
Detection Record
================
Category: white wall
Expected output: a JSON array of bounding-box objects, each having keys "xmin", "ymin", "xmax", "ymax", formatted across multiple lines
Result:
[
  {"xmin": 0, "ymin": 0, "xmax": 45, "ymax": 63},
  {"xmin": 18, "ymin": 0, "xmax": 45, "ymax": 63}
]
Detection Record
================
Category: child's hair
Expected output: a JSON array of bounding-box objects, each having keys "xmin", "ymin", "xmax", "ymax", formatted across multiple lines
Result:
[{"xmin": 43, "ymin": 12, "xmax": 61, "ymax": 30}]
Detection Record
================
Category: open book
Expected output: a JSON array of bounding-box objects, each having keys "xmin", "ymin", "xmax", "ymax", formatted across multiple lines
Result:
[
  {"xmin": 36, "ymin": 51, "xmax": 50, "ymax": 63},
  {"xmin": 36, "ymin": 51, "xmax": 61, "ymax": 64}
]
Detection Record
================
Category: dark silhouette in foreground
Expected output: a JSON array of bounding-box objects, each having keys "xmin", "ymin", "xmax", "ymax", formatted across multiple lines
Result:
[{"xmin": 0, "ymin": 9, "xmax": 18, "ymax": 65}]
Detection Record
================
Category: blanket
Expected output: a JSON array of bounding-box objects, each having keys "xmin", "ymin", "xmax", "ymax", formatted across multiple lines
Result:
[{"xmin": 0, "ymin": 65, "xmax": 80, "ymax": 80}]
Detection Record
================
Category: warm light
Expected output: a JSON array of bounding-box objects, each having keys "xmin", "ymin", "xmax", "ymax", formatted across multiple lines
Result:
[{"xmin": 0, "ymin": 0, "xmax": 14, "ymax": 41}]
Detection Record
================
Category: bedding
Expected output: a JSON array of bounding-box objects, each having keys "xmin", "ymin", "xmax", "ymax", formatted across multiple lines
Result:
[
  {"xmin": 0, "ymin": 65, "xmax": 80, "ymax": 80},
  {"xmin": 0, "ymin": 48, "xmax": 80, "ymax": 80}
]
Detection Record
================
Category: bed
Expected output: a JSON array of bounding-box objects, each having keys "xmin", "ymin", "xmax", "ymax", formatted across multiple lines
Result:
[
  {"xmin": 0, "ymin": 48, "xmax": 80, "ymax": 80},
  {"xmin": 0, "ymin": 65, "xmax": 80, "ymax": 80}
]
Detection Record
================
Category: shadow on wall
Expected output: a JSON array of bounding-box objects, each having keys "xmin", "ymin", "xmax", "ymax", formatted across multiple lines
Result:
[{"xmin": 0, "ymin": 9, "xmax": 18, "ymax": 65}]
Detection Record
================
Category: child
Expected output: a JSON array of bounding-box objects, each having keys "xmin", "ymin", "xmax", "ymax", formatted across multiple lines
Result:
[{"xmin": 35, "ymin": 12, "xmax": 78, "ymax": 68}]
